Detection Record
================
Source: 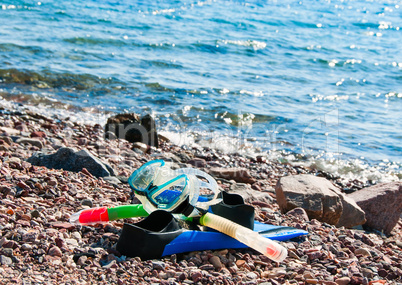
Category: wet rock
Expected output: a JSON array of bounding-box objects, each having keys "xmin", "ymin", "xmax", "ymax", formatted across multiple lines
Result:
[
  {"xmin": 27, "ymin": 147, "xmax": 115, "ymax": 177},
  {"xmin": 348, "ymin": 182, "xmax": 402, "ymax": 234},
  {"xmin": 209, "ymin": 167, "xmax": 256, "ymax": 184},
  {"xmin": 276, "ymin": 175, "xmax": 365, "ymax": 227},
  {"xmin": 16, "ymin": 138, "xmax": 43, "ymax": 149},
  {"xmin": 104, "ymin": 113, "xmax": 158, "ymax": 147}
]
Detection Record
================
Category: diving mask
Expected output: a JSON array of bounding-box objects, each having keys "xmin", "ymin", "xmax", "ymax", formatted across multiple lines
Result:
[{"xmin": 128, "ymin": 160, "xmax": 219, "ymax": 217}]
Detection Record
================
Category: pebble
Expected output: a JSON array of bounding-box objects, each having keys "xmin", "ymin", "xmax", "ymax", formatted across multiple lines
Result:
[
  {"xmin": 191, "ymin": 271, "xmax": 202, "ymax": 282},
  {"xmin": 16, "ymin": 138, "xmax": 43, "ymax": 149},
  {"xmin": 21, "ymin": 244, "xmax": 33, "ymax": 251},
  {"xmin": 209, "ymin": 256, "xmax": 222, "ymax": 269},
  {"xmin": 77, "ymin": 255, "xmax": 87, "ymax": 266},
  {"xmin": 335, "ymin": 277, "xmax": 351, "ymax": 285},
  {"xmin": 246, "ymin": 272, "xmax": 258, "ymax": 280},
  {"xmin": 81, "ymin": 199, "xmax": 93, "ymax": 207},
  {"xmin": 30, "ymin": 209, "xmax": 41, "ymax": 218},
  {"xmin": 355, "ymin": 248, "xmax": 371, "ymax": 257},
  {"xmin": 52, "ymin": 222, "xmax": 75, "ymax": 230},
  {"xmin": 0, "ymin": 109, "xmax": 401, "ymax": 284},
  {"xmin": 152, "ymin": 261, "xmax": 165, "ymax": 271},
  {"xmin": 0, "ymin": 255, "xmax": 13, "ymax": 265},
  {"xmin": 48, "ymin": 246, "xmax": 63, "ymax": 257}
]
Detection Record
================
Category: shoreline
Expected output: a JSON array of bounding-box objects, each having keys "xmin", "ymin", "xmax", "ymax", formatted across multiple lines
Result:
[
  {"xmin": 0, "ymin": 106, "xmax": 401, "ymax": 284},
  {"xmin": 1, "ymin": 97, "xmax": 400, "ymax": 187}
]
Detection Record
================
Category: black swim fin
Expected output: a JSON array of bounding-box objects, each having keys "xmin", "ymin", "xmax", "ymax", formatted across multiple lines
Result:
[{"xmin": 116, "ymin": 210, "xmax": 308, "ymax": 260}]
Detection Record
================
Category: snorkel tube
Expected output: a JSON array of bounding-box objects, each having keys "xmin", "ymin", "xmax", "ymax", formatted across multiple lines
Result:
[{"xmin": 199, "ymin": 212, "xmax": 287, "ymax": 262}]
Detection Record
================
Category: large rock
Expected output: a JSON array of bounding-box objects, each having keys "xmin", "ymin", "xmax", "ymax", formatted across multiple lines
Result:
[
  {"xmin": 275, "ymin": 175, "xmax": 365, "ymax": 227},
  {"xmin": 27, "ymin": 147, "xmax": 114, "ymax": 177},
  {"xmin": 209, "ymin": 167, "xmax": 256, "ymax": 184},
  {"xmin": 104, "ymin": 113, "xmax": 158, "ymax": 147},
  {"xmin": 348, "ymin": 182, "xmax": 402, "ymax": 234}
]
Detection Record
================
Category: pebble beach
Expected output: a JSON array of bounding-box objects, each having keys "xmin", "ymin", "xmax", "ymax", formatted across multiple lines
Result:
[{"xmin": 0, "ymin": 107, "xmax": 401, "ymax": 285}]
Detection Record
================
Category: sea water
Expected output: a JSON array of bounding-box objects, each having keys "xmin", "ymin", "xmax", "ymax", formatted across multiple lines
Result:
[{"xmin": 0, "ymin": 0, "xmax": 401, "ymax": 182}]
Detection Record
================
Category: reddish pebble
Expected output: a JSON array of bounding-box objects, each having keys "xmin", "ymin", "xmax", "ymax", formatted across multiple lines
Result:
[
  {"xmin": 48, "ymin": 246, "xmax": 63, "ymax": 257},
  {"xmin": 31, "ymin": 131, "xmax": 47, "ymax": 138},
  {"xmin": 17, "ymin": 181, "xmax": 30, "ymax": 190},
  {"xmin": 52, "ymin": 222, "xmax": 75, "ymax": 230},
  {"xmin": 81, "ymin": 168, "xmax": 93, "ymax": 177}
]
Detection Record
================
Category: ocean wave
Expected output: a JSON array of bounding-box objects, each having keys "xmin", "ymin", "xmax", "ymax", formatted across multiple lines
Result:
[{"xmin": 219, "ymin": 40, "xmax": 267, "ymax": 50}]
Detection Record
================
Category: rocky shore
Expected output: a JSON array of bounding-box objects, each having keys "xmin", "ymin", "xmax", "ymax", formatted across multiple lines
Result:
[{"xmin": 0, "ymin": 108, "xmax": 401, "ymax": 285}]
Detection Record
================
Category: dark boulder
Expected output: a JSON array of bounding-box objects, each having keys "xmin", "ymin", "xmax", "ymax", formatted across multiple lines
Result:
[
  {"xmin": 27, "ymin": 147, "xmax": 114, "ymax": 177},
  {"xmin": 104, "ymin": 113, "xmax": 158, "ymax": 147}
]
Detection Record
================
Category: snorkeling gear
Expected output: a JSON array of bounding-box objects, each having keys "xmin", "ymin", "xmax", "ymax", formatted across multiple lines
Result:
[{"xmin": 116, "ymin": 210, "xmax": 307, "ymax": 260}]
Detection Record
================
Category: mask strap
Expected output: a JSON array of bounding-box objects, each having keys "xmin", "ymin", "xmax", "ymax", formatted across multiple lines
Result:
[{"xmin": 174, "ymin": 168, "xmax": 220, "ymax": 208}]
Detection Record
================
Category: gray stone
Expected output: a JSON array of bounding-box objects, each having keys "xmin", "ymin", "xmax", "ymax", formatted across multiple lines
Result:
[
  {"xmin": 152, "ymin": 261, "xmax": 166, "ymax": 271},
  {"xmin": 1, "ymin": 248, "xmax": 13, "ymax": 257},
  {"xmin": 16, "ymin": 138, "xmax": 43, "ymax": 149},
  {"xmin": 30, "ymin": 209, "xmax": 41, "ymax": 218},
  {"xmin": 276, "ymin": 175, "xmax": 365, "ymax": 227},
  {"xmin": 27, "ymin": 147, "xmax": 115, "ymax": 177},
  {"xmin": 348, "ymin": 182, "xmax": 402, "ymax": 234},
  {"xmin": 81, "ymin": 199, "xmax": 93, "ymax": 207},
  {"xmin": 103, "ymin": 176, "xmax": 121, "ymax": 185},
  {"xmin": 0, "ymin": 255, "xmax": 12, "ymax": 265}
]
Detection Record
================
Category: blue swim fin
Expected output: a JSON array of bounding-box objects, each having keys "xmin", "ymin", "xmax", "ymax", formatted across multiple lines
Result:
[{"xmin": 116, "ymin": 210, "xmax": 308, "ymax": 260}]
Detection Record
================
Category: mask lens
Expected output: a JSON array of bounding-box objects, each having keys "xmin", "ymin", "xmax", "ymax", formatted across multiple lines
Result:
[
  {"xmin": 128, "ymin": 160, "xmax": 164, "ymax": 192},
  {"xmin": 149, "ymin": 175, "xmax": 188, "ymax": 210}
]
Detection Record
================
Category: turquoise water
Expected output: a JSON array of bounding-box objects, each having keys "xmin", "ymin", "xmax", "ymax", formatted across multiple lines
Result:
[{"xmin": 0, "ymin": 0, "xmax": 401, "ymax": 176}]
